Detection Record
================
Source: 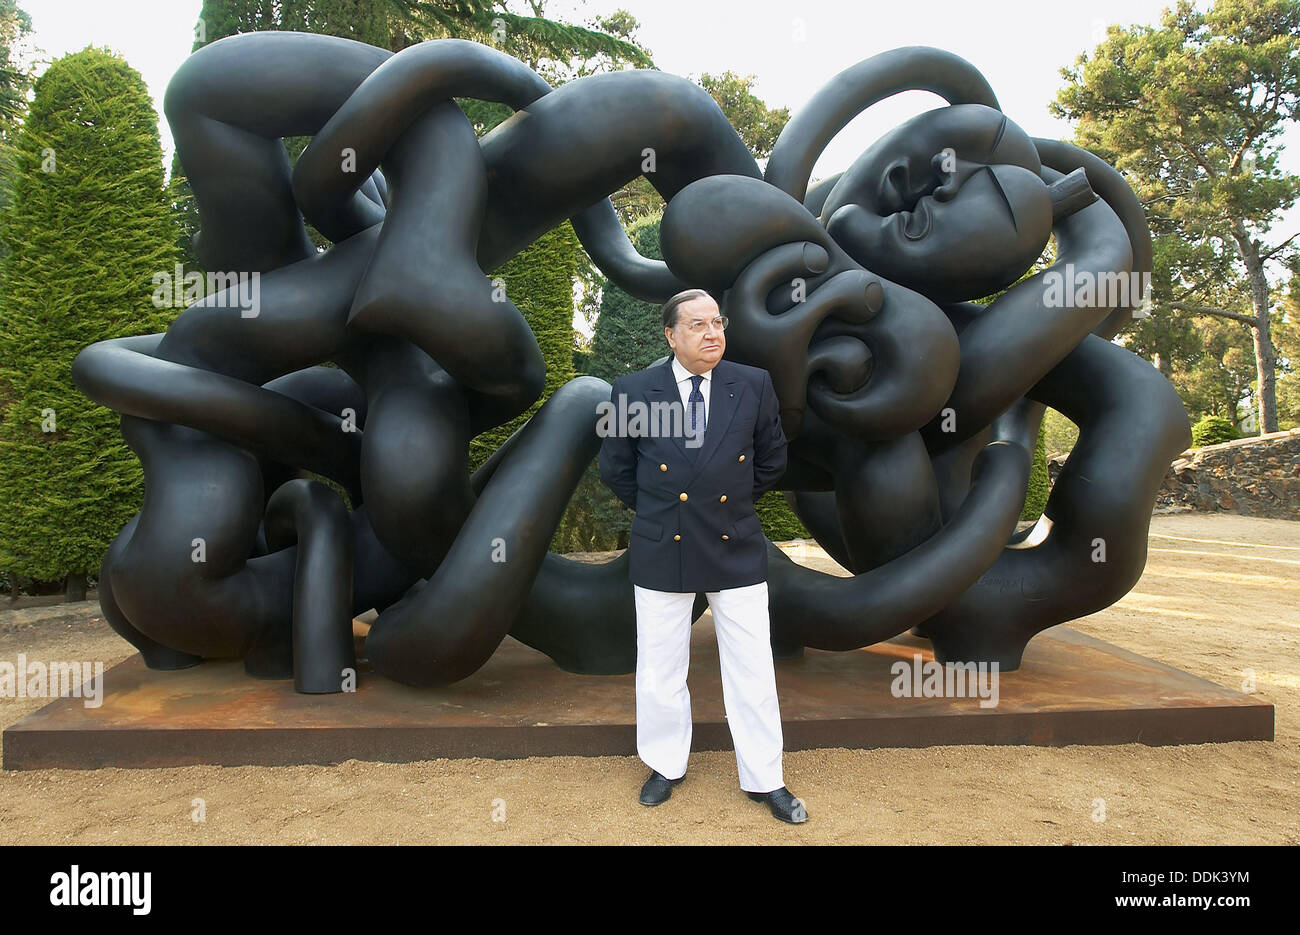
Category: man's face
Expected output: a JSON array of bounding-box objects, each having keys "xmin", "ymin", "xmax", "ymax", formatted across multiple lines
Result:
[{"xmin": 665, "ymin": 295, "xmax": 725, "ymax": 373}]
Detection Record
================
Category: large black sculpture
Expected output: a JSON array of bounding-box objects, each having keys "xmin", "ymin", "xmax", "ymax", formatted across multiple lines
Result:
[{"xmin": 72, "ymin": 34, "xmax": 1190, "ymax": 692}]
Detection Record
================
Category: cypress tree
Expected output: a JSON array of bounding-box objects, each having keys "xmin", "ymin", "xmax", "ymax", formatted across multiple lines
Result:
[
  {"xmin": 588, "ymin": 214, "xmax": 669, "ymax": 381},
  {"xmin": 0, "ymin": 47, "xmax": 179, "ymax": 597},
  {"xmin": 469, "ymin": 220, "xmax": 581, "ymax": 473}
]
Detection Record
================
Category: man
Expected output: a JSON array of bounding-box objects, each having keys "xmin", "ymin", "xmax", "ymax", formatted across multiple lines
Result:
[{"xmin": 598, "ymin": 287, "xmax": 808, "ymax": 824}]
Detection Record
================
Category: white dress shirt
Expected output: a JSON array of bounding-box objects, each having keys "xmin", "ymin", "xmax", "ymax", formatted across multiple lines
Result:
[{"xmin": 671, "ymin": 355, "xmax": 711, "ymax": 428}]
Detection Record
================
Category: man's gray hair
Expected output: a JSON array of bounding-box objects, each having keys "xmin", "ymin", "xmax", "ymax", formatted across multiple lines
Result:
[{"xmin": 661, "ymin": 288, "xmax": 715, "ymax": 330}]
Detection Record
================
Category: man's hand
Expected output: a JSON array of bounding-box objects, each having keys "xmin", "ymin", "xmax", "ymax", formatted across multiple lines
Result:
[
  {"xmin": 752, "ymin": 369, "xmax": 788, "ymax": 498},
  {"xmin": 597, "ymin": 375, "xmax": 638, "ymax": 511}
]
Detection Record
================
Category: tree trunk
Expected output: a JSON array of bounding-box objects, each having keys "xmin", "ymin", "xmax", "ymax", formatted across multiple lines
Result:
[
  {"xmin": 1251, "ymin": 319, "xmax": 1278, "ymax": 433},
  {"xmin": 65, "ymin": 572, "xmax": 87, "ymax": 603},
  {"xmin": 1232, "ymin": 221, "xmax": 1279, "ymax": 434}
]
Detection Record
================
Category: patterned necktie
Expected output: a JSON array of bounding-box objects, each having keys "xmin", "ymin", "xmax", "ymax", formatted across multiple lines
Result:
[{"xmin": 688, "ymin": 374, "xmax": 706, "ymax": 443}]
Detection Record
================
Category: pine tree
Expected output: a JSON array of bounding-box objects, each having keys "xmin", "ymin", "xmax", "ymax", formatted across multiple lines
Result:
[
  {"xmin": 0, "ymin": 47, "xmax": 179, "ymax": 597},
  {"xmin": 1053, "ymin": 0, "xmax": 1300, "ymax": 434}
]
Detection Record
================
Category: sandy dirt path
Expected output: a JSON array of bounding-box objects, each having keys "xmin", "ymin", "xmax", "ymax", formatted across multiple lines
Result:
[{"xmin": 1, "ymin": 513, "xmax": 1295, "ymax": 844}]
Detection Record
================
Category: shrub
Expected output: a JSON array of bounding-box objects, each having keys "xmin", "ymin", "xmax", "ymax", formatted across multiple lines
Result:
[{"xmin": 1190, "ymin": 415, "xmax": 1239, "ymax": 447}]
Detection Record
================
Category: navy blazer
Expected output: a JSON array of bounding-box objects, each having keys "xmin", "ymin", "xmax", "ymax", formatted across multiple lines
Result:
[{"xmin": 598, "ymin": 356, "xmax": 788, "ymax": 592}]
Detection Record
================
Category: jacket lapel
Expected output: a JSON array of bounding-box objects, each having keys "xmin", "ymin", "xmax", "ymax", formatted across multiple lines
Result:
[
  {"xmin": 646, "ymin": 357, "xmax": 690, "ymax": 463},
  {"xmin": 684, "ymin": 360, "xmax": 741, "ymax": 486},
  {"xmin": 645, "ymin": 357, "xmax": 743, "ymax": 480}
]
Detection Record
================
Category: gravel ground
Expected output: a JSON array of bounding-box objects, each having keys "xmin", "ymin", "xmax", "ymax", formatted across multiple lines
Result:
[{"xmin": 0, "ymin": 513, "xmax": 1295, "ymax": 845}]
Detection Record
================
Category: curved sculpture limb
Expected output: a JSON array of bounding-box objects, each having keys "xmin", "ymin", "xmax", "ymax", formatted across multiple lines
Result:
[
  {"xmin": 340, "ymin": 105, "xmax": 546, "ymax": 433},
  {"xmin": 765, "ymin": 46, "xmax": 1000, "ymax": 202},
  {"xmin": 921, "ymin": 165, "xmax": 1133, "ymax": 451},
  {"xmin": 477, "ymin": 68, "xmax": 762, "ymax": 271},
  {"xmin": 661, "ymin": 175, "xmax": 960, "ymax": 442},
  {"xmin": 365, "ymin": 377, "xmax": 612, "ymax": 686},
  {"xmin": 163, "ymin": 31, "xmax": 391, "ymax": 271},
  {"xmin": 260, "ymin": 479, "xmax": 357, "ymax": 693},
  {"xmin": 765, "ymin": 439, "xmax": 1029, "ymax": 651},
  {"xmin": 293, "ymin": 37, "xmax": 552, "ymax": 243},
  {"xmin": 921, "ymin": 336, "xmax": 1191, "ymax": 668},
  {"xmin": 1034, "ymin": 137, "xmax": 1155, "ymax": 340},
  {"xmin": 570, "ymin": 199, "xmax": 688, "ymax": 304}
]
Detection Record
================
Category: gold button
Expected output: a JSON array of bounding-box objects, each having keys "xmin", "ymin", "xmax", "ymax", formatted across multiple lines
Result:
[
  {"xmin": 679, "ymin": 492, "xmax": 688, "ymax": 501},
  {"xmin": 722, "ymin": 534, "xmax": 729, "ymax": 540},
  {"xmin": 674, "ymin": 534, "xmax": 681, "ymax": 541},
  {"xmin": 738, "ymin": 454, "xmax": 745, "ymax": 462},
  {"xmin": 719, "ymin": 494, "xmax": 727, "ymax": 503},
  {"xmin": 660, "ymin": 463, "xmax": 667, "ymax": 472}
]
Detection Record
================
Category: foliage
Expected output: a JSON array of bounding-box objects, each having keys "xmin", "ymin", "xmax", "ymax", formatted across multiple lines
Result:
[
  {"xmin": 0, "ymin": 0, "xmax": 31, "ymax": 138},
  {"xmin": 0, "ymin": 0, "xmax": 33, "ymax": 263},
  {"xmin": 588, "ymin": 214, "xmax": 669, "ymax": 380},
  {"xmin": 0, "ymin": 48, "xmax": 178, "ymax": 582},
  {"xmin": 1053, "ymin": 0, "xmax": 1300, "ymax": 434},
  {"xmin": 759, "ymin": 491, "xmax": 808, "ymax": 541},
  {"xmin": 469, "ymin": 219, "xmax": 582, "ymax": 474},
  {"xmin": 697, "ymin": 71, "xmax": 790, "ymax": 161},
  {"xmin": 1041, "ymin": 408, "xmax": 1079, "ymax": 457},
  {"xmin": 1191, "ymin": 413, "xmax": 1241, "ymax": 446},
  {"xmin": 1021, "ymin": 425, "xmax": 1050, "ymax": 522}
]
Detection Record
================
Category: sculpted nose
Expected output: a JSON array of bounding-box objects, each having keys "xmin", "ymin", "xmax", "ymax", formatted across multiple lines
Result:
[{"xmin": 930, "ymin": 151, "xmax": 981, "ymax": 204}]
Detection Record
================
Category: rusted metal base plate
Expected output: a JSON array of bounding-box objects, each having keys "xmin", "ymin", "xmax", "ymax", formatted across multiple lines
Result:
[{"xmin": 3, "ymin": 623, "xmax": 1273, "ymax": 769}]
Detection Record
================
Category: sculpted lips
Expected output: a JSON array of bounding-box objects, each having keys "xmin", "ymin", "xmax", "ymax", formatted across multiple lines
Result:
[
  {"xmin": 877, "ymin": 158, "xmax": 940, "ymax": 241},
  {"xmin": 898, "ymin": 196, "xmax": 933, "ymax": 240}
]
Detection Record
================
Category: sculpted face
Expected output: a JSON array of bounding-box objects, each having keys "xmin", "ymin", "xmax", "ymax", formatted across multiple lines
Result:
[
  {"xmin": 665, "ymin": 294, "xmax": 726, "ymax": 374},
  {"xmin": 820, "ymin": 104, "xmax": 1052, "ymax": 302}
]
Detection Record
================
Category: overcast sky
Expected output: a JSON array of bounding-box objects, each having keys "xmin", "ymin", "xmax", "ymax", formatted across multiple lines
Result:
[{"xmin": 17, "ymin": 0, "xmax": 1300, "ymax": 268}]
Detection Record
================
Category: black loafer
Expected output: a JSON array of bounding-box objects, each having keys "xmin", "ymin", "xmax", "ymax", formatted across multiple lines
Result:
[
  {"xmin": 639, "ymin": 769, "xmax": 685, "ymax": 806},
  {"xmin": 747, "ymin": 786, "xmax": 808, "ymax": 823}
]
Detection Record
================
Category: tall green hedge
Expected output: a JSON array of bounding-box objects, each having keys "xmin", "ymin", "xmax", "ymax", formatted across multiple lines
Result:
[
  {"xmin": 469, "ymin": 220, "xmax": 581, "ymax": 474},
  {"xmin": 588, "ymin": 214, "xmax": 667, "ymax": 381},
  {"xmin": 564, "ymin": 215, "xmax": 667, "ymax": 552},
  {"xmin": 1020, "ymin": 423, "xmax": 1050, "ymax": 522},
  {"xmin": 0, "ymin": 48, "xmax": 179, "ymax": 586}
]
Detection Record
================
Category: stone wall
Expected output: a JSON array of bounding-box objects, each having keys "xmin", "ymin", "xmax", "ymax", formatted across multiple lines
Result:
[{"xmin": 1048, "ymin": 428, "xmax": 1300, "ymax": 520}]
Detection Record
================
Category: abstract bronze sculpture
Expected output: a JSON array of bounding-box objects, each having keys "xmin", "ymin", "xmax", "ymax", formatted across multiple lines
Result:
[{"xmin": 72, "ymin": 34, "xmax": 1190, "ymax": 692}]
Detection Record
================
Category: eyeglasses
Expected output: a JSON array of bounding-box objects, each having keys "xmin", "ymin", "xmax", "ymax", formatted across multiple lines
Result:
[{"xmin": 680, "ymin": 316, "xmax": 729, "ymax": 334}]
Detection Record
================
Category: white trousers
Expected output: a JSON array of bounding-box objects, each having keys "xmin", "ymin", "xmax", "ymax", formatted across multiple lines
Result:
[{"xmin": 633, "ymin": 581, "xmax": 785, "ymax": 793}]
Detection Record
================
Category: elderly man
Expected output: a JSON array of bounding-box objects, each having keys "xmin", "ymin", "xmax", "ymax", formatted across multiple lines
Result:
[{"xmin": 597, "ymin": 287, "xmax": 807, "ymax": 824}]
